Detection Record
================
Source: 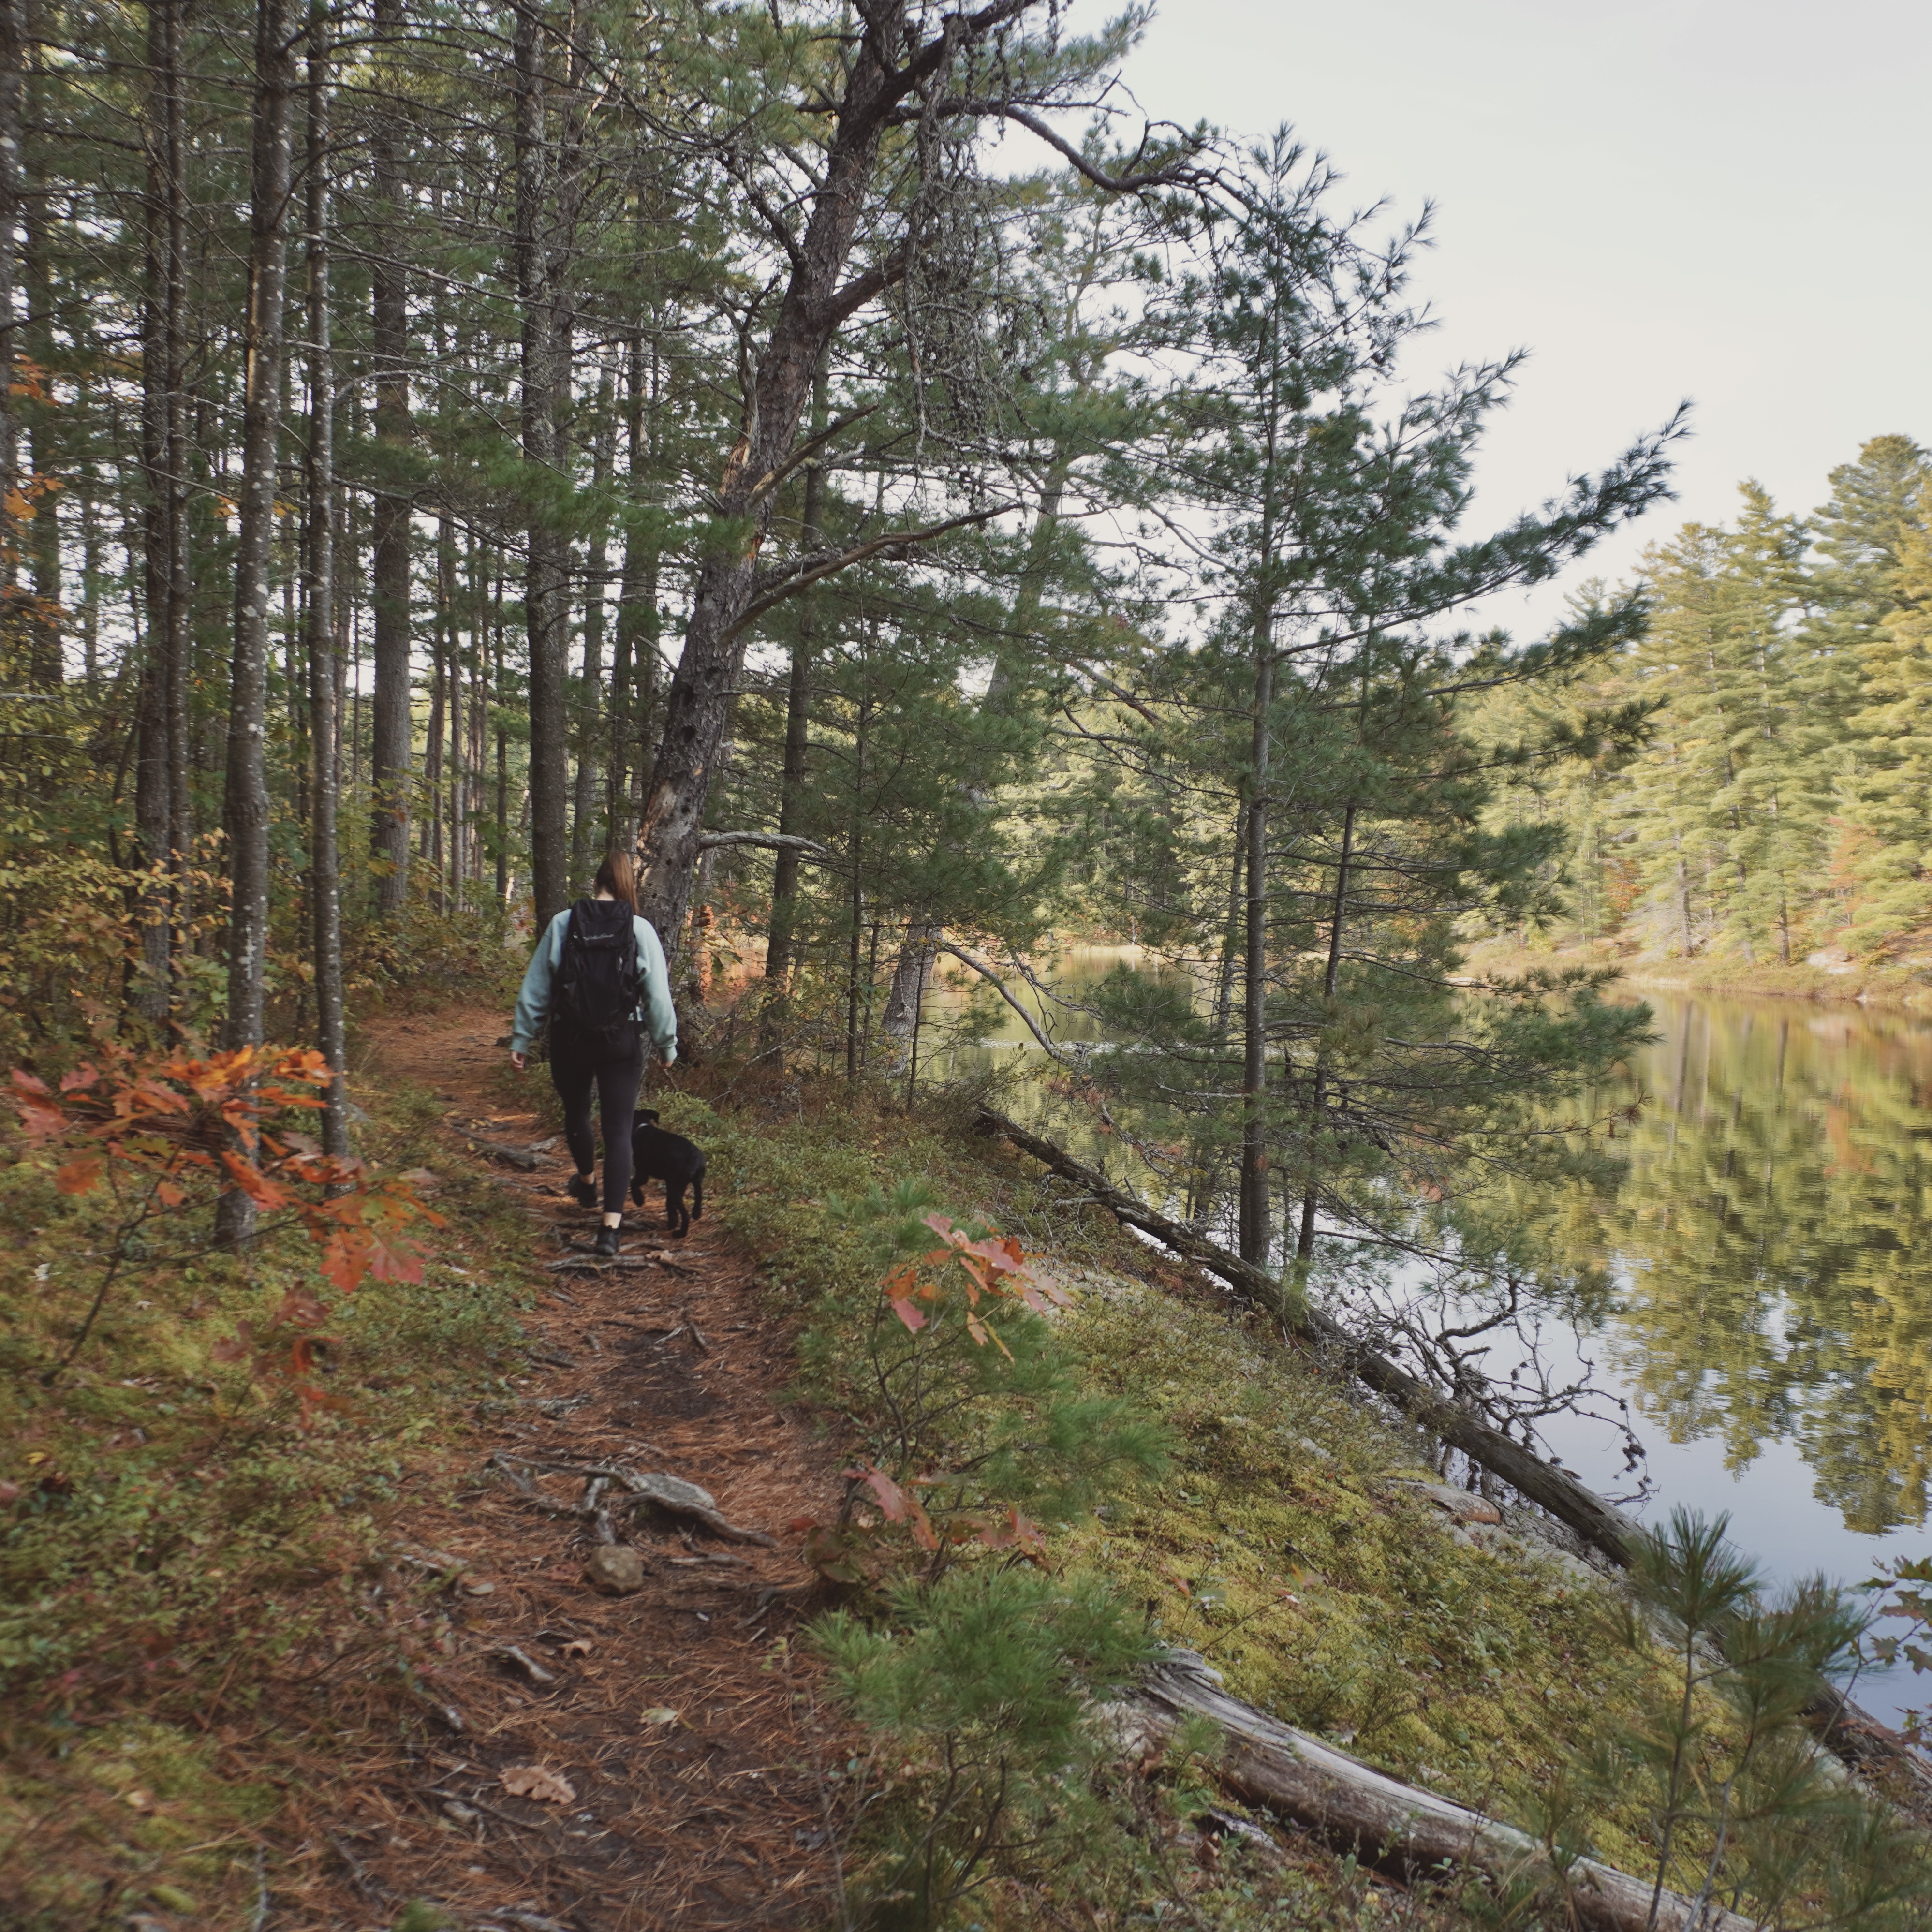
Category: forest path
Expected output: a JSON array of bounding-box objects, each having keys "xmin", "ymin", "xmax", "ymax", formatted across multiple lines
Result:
[{"xmin": 302, "ymin": 1006, "xmax": 850, "ymax": 1932}]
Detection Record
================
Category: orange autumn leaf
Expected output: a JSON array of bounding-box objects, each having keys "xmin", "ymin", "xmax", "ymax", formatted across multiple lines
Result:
[{"xmin": 55, "ymin": 1155, "xmax": 103, "ymax": 1195}]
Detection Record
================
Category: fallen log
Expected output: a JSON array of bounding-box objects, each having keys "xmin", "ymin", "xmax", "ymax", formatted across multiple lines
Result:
[
  {"xmin": 1120, "ymin": 1650, "xmax": 1753, "ymax": 1932},
  {"xmin": 979, "ymin": 1106, "xmax": 1932, "ymax": 1809},
  {"xmin": 469, "ymin": 1136, "xmax": 542, "ymax": 1171}
]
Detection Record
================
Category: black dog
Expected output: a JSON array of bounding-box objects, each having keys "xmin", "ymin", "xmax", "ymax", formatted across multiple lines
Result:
[{"xmin": 630, "ymin": 1108, "xmax": 706, "ymax": 1239}]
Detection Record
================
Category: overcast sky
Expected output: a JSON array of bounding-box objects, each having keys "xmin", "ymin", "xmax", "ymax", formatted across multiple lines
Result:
[{"xmin": 1052, "ymin": 0, "xmax": 1932, "ymax": 641}]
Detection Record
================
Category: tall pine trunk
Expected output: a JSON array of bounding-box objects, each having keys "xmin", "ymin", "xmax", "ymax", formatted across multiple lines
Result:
[
  {"xmin": 215, "ymin": 0, "xmax": 295, "ymax": 1244},
  {"xmin": 161, "ymin": 0, "xmax": 192, "ymax": 934},
  {"xmin": 515, "ymin": 0, "xmax": 569, "ymax": 929},
  {"xmin": 368, "ymin": 0, "xmax": 413, "ymax": 914},
  {"xmin": 570, "ymin": 354, "xmax": 615, "ymax": 877},
  {"xmin": 303, "ymin": 9, "xmax": 347, "ymax": 1158},
  {"xmin": 1297, "ymin": 801, "xmax": 1354, "ymax": 1262},
  {"xmin": 0, "ymin": 0, "xmax": 20, "ymax": 605},
  {"xmin": 763, "ymin": 365, "xmax": 828, "ymax": 1008},
  {"xmin": 133, "ymin": 0, "xmax": 181, "ymax": 1022},
  {"xmin": 1238, "ymin": 646, "xmax": 1273, "ymax": 1266}
]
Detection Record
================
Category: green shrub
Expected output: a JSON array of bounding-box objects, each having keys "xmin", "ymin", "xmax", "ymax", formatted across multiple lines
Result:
[{"xmin": 814, "ymin": 1568, "xmax": 1155, "ymax": 1930}]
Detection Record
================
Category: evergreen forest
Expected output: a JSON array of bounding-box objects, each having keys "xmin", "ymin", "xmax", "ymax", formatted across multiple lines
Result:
[
  {"xmin": 1484, "ymin": 435, "xmax": 1932, "ymax": 968},
  {"xmin": 6, "ymin": 0, "xmax": 1932, "ymax": 1927}
]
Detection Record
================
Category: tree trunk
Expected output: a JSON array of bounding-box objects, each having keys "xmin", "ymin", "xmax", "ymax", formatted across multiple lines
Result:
[
  {"xmin": 1211, "ymin": 801, "xmax": 1245, "ymax": 1043},
  {"xmin": 1297, "ymin": 800, "xmax": 1355, "ymax": 1262},
  {"xmin": 0, "ymin": 0, "xmax": 20, "ymax": 603},
  {"xmin": 133, "ymin": 0, "xmax": 178, "ymax": 1023},
  {"xmin": 1239, "ymin": 646, "xmax": 1273, "ymax": 1267},
  {"xmin": 303, "ymin": 15, "xmax": 347, "ymax": 1159},
  {"xmin": 161, "ymin": 0, "xmax": 192, "ymax": 931},
  {"xmin": 421, "ymin": 592, "xmax": 445, "ymax": 895},
  {"xmin": 763, "ymin": 366, "xmax": 828, "ymax": 1004},
  {"xmin": 493, "ymin": 565, "xmax": 509, "ymax": 905},
  {"xmin": 980, "ymin": 1104, "xmax": 1644, "ymax": 1560},
  {"xmin": 133, "ymin": 653, "xmax": 172, "ymax": 1021},
  {"xmin": 444, "ymin": 520, "xmax": 464, "ymax": 909},
  {"xmin": 23, "ymin": 192, "xmax": 60, "ymax": 685},
  {"xmin": 515, "ymin": 0, "xmax": 569, "ymax": 929},
  {"xmin": 635, "ymin": 0, "xmax": 917, "ymax": 957},
  {"xmin": 367, "ymin": 0, "xmax": 412, "ymax": 914},
  {"xmin": 215, "ymin": 0, "xmax": 295, "ymax": 1245},
  {"xmin": 571, "ymin": 354, "xmax": 615, "ymax": 877}
]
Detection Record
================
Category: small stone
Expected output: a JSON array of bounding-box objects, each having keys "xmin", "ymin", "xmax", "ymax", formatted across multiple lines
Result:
[
  {"xmin": 1390, "ymin": 1477, "xmax": 1503, "ymax": 1525},
  {"xmin": 583, "ymin": 1545, "xmax": 647, "ymax": 1595}
]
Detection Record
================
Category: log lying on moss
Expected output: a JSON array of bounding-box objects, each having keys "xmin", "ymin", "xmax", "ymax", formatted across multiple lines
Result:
[
  {"xmin": 1120, "ymin": 1650, "xmax": 1752, "ymax": 1932},
  {"xmin": 980, "ymin": 1106, "xmax": 1932, "ymax": 1810},
  {"xmin": 976, "ymin": 1108, "xmax": 1640, "ymax": 1561}
]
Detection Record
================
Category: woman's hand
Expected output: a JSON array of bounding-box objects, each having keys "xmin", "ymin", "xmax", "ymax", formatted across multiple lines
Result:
[{"xmin": 510, "ymin": 1049, "xmax": 527, "ymax": 1072}]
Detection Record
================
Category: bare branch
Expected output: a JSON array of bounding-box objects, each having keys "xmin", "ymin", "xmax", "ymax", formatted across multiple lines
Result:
[
  {"xmin": 695, "ymin": 830, "xmax": 835, "ymax": 865},
  {"xmin": 731, "ymin": 502, "xmax": 1018, "ymax": 637}
]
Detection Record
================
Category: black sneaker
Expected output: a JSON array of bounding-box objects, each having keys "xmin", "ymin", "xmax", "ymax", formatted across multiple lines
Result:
[
  {"xmin": 594, "ymin": 1224, "xmax": 621, "ymax": 1258},
  {"xmin": 567, "ymin": 1173, "xmax": 597, "ymax": 1210}
]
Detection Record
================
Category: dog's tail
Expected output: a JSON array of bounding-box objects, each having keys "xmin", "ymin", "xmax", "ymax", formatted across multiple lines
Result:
[{"xmin": 692, "ymin": 1174, "xmax": 703, "ymax": 1221}]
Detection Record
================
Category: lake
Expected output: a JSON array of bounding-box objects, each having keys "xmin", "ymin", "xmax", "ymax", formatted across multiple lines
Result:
[
  {"xmin": 1536, "ymin": 989, "xmax": 1932, "ymax": 1724},
  {"xmin": 923, "ymin": 960, "xmax": 1932, "ymax": 1724}
]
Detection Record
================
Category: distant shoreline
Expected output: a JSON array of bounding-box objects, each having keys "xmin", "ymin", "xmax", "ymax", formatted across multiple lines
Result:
[{"xmin": 1464, "ymin": 943, "xmax": 1932, "ymax": 1014}]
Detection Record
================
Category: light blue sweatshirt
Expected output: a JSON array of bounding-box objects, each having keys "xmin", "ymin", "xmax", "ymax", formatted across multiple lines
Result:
[{"xmin": 511, "ymin": 904, "xmax": 678, "ymax": 1061}]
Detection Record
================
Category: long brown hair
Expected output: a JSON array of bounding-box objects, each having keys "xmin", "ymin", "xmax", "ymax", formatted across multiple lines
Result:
[{"xmin": 593, "ymin": 848, "xmax": 639, "ymax": 913}]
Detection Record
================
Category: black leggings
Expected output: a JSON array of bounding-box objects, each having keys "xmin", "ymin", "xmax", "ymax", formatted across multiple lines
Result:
[{"xmin": 548, "ymin": 1024, "xmax": 643, "ymax": 1213}]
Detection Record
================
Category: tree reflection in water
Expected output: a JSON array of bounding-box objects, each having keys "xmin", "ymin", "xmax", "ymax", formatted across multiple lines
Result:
[{"xmin": 1596, "ymin": 994, "xmax": 1932, "ymax": 1534}]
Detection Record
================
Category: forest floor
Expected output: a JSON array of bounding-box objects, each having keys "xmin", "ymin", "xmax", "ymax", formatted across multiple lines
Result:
[{"xmin": 277, "ymin": 1008, "xmax": 855, "ymax": 1931}]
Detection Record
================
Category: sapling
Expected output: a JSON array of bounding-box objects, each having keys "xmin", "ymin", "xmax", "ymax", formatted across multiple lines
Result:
[{"xmin": 1567, "ymin": 1507, "xmax": 1930, "ymax": 1928}]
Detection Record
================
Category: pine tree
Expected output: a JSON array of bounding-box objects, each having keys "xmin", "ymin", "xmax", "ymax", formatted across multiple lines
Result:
[{"xmin": 1844, "ymin": 483, "xmax": 1932, "ymax": 952}]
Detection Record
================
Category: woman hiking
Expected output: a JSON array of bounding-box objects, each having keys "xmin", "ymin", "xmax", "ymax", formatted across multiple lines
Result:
[{"xmin": 509, "ymin": 851, "xmax": 678, "ymax": 1257}]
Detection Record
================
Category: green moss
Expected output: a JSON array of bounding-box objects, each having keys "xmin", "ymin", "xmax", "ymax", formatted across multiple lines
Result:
[{"xmin": 0, "ymin": 1718, "xmax": 276, "ymax": 1925}]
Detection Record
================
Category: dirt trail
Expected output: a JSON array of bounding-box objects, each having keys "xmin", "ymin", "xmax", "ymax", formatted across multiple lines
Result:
[{"xmin": 295, "ymin": 1009, "xmax": 852, "ymax": 1932}]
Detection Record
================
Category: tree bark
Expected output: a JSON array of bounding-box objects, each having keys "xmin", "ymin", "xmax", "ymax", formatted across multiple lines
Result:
[
  {"xmin": 303, "ymin": 11, "xmax": 347, "ymax": 1158},
  {"xmin": 571, "ymin": 353, "xmax": 615, "ymax": 876},
  {"xmin": 367, "ymin": 0, "xmax": 412, "ymax": 914},
  {"xmin": 763, "ymin": 365, "xmax": 828, "ymax": 1003},
  {"xmin": 133, "ymin": 0, "xmax": 181, "ymax": 1022},
  {"xmin": 23, "ymin": 189, "xmax": 60, "ymax": 684},
  {"xmin": 160, "ymin": 0, "xmax": 192, "ymax": 926},
  {"xmin": 443, "ymin": 517, "xmax": 463, "ymax": 909},
  {"xmin": 1297, "ymin": 801, "xmax": 1355, "ymax": 1262},
  {"xmin": 215, "ymin": 0, "xmax": 295, "ymax": 1244},
  {"xmin": 0, "ymin": 0, "xmax": 21, "ymax": 602},
  {"xmin": 514, "ymin": 0, "xmax": 569, "ymax": 929},
  {"xmin": 1239, "ymin": 646, "xmax": 1273, "ymax": 1266}
]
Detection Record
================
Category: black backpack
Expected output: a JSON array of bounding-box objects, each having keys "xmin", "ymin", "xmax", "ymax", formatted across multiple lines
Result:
[{"xmin": 551, "ymin": 898, "xmax": 642, "ymax": 1053}]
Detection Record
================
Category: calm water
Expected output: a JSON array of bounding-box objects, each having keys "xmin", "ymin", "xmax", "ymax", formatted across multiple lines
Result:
[
  {"xmin": 927, "ymin": 963, "xmax": 1932, "ymax": 1721},
  {"xmin": 1534, "ymin": 991, "xmax": 1932, "ymax": 1723}
]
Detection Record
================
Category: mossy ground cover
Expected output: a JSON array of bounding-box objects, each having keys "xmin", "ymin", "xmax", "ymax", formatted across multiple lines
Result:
[{"xmin": 0, "ymin": 1051, "xmax": 537, "ymax": 1927}]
